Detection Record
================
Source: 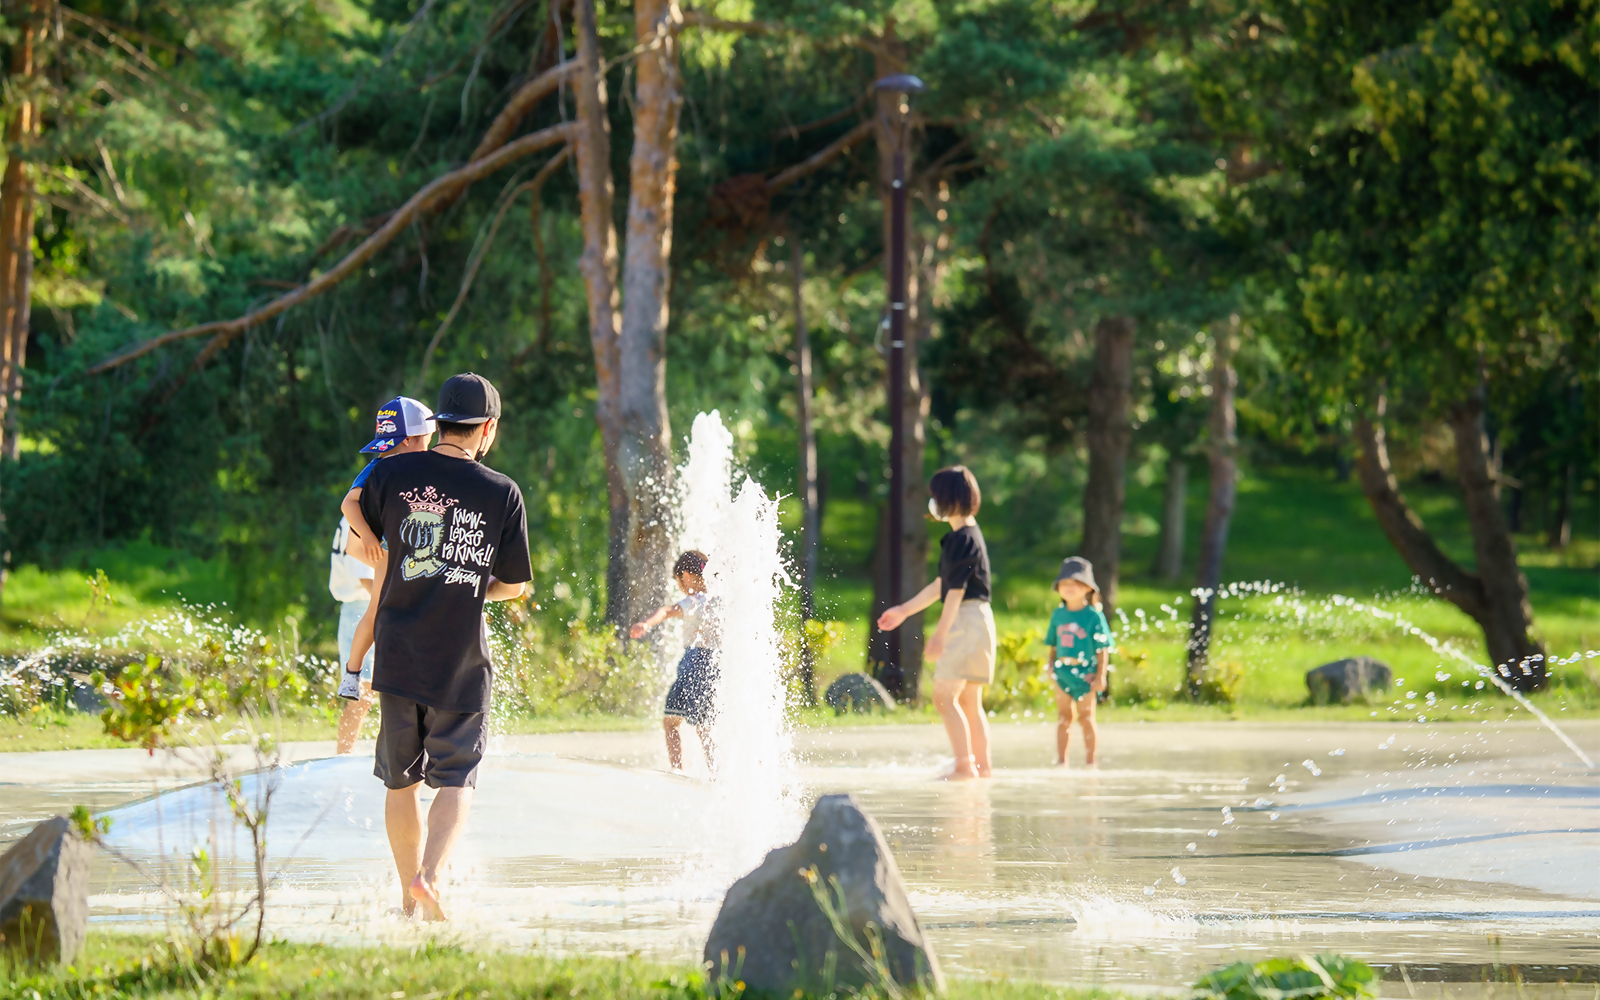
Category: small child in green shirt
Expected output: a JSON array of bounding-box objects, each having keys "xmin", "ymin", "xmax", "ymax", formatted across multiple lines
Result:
[{"xmin": 1042, "ymin": 556, "xmax": 1112, "ymax": 767}]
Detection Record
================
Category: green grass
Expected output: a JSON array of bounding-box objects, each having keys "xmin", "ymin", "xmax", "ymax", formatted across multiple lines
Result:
[
  {"xmin": 0, "ymin": 538, "xmax": 236, "ymax": 653},
  {"xmin": 789, "ymin": 465, "xmax": 1598, "ymax": 715},
  {"xmin": 3, "ymin": 464, "xmax": 1596, "ymax": 750},
  {"xmin": 5, "ymin": 934, "xmax": 1131, "ymax": 1000}
]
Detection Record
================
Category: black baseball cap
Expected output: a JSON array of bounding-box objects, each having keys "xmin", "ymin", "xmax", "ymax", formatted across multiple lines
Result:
[{"xmin": 435, "ymin": 372, "xmax": 502, "ymax": 425}]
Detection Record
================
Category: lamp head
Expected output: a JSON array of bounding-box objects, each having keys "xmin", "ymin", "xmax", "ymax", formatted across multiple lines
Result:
[{"xmin": 872, "ymin": 73, "xmax": 927, "ymax": 96}]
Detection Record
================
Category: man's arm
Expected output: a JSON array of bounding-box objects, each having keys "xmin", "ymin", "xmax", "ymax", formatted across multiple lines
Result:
[{"xmin": 485, "ymin": 578, "xmax": 526, "ymax": 602}]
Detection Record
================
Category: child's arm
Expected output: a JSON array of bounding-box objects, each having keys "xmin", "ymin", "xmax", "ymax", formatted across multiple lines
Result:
[
  {"xmin": 629, "ymin": 602, "xmax": 684, "ymax": 639},
  {"xmin": 923, "ymin": 588, "xmax": 964, "ymax": 662},
  {"xmin": 876, "ymin": 578, "xmax": 942, "ymax": 632},
  {"xmin": 1092, "ymin": 648, "xmax": 1109, "ymax": 691},
  {"xmin": 341, "ymin": 488, "xmax": 384, "ymax": 567}
]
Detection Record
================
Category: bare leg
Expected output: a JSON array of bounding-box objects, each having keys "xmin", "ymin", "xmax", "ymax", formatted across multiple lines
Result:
[
  {"xmin": 384, "ymin": 784, "xmax": 424, "ymax": 916},
  {"xmin": 410, "ymin": 786, "xmax": 474, "ymax": 921},
  {"xmin": 663, "ymin": 716, "xmax": 684, "ymax": 771},
  {"xmin": 957, "ymin": 683, "xmax": 992, "ymax": 777},
  {"xmin": 1077, "ymin": 693, "xmax": 1099, "ymax": 765},
  {"xmin": 1053, "ymin": 687, "xmax": 1074, "ymax": 765},
  {"xmin": 696, "ymin": 725, "xmax": 716, "ymax": 773},
  {"xmin": 933, "ymin": 679, "xmax": 977, "ymax": 780},
  {"xmin": 335, "ymin": 683, "xmax": 375, "ymax": 755}
]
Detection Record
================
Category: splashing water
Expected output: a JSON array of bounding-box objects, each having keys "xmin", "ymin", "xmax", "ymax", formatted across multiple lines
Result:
[
  {"xmin": 677, "ymin": 411, "xmax": 802, "ymax": 874},
  {"xmin": 1328, "ymin": 594, "xmax": 1595, "ymax": 768}
]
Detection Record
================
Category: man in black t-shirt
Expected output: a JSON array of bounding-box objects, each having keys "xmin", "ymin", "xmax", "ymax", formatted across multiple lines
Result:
[{"xmin": 357, "ymin": 372, "xmax": 532, "ymax": 921}]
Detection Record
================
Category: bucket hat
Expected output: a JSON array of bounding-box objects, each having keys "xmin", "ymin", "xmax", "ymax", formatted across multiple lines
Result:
[{"xmin": 1053, "ymin": 556, "xmax": 1099, "ymax": 595}]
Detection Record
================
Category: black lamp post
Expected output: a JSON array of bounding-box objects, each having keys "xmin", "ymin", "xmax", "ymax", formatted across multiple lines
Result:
[{"xmin": 873, "ymin": 72, "xmax": 925, "ymax": 697}]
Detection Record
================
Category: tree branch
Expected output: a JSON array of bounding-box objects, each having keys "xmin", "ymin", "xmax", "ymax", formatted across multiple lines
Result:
[
  {"xmin": 416, "ymin": 146, "xmax": 571, "ymax": 389},
  {"xmin": 678, "ymin": 9, "xmax": 783, "ymax": 34},
  {"xmin": 86, "ymin": 124, "xmax": 576, "ymax": 376},
  {"xmin": 766, "ymin": 118, "xmax": 874, "ymax": 193},
  {"xmin": 468, "ymin": 59, "xmax": 581, "ymax": 163},
  {"xmin": 773, "ymin": 92, "xmax": 869, "ymax": 141}
]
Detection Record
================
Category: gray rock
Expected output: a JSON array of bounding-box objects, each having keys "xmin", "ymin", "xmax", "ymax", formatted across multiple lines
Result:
[
  {"xmin": 824, "ymin": 673, "xmax": 896, "ymax": 714},
  {"xmin": 704, "ymin": 793, "xmax": 942, "ymax": 994},
  {"xmin": 0, "ymin": 816, "xmax": 93, "ymax": 964},
  {"xmin": 1306, "ymin": 656, "xmax": 1393, "ymax": 704}
]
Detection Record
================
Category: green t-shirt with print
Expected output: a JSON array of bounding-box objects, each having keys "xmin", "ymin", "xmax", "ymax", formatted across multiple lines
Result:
[{"xmin": 1042, "ymin": 604, "xmax": 1113, "ymax": 665}]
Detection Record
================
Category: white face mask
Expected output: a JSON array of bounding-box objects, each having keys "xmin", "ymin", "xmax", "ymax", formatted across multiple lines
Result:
[{"xmin": 928, "ymin": 497, "xmax": 942, "ymax": 519}]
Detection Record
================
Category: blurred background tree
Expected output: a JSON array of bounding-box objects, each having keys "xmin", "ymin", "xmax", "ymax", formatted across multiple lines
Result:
[{"xmin": 0, "ymin": 0, "xmax": 1590, "ymax": 696}]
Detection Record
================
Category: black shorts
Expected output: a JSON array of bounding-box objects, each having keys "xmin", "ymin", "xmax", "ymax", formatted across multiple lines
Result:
[
  {"xmin": 373, "ymin": 693, "xmax": 486, "ymax": 789},
  {"xmin": 664, "ymin": 647, "xmax": 719, "ymax": 727}
]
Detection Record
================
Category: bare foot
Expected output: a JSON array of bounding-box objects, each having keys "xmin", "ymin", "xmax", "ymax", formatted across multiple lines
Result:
[
  {"xmin": 1083, "ymin": 759, "xmax": 1098, "ymax": 768},
  {"xmin": 409, "ymin": 873, "xmax": 447, "ymax": 921},
  {"xmin": 1053, "ymin": 759, "xmax": 1070, "ymax": 768},
  {"xmin": 938, "ymin": 768, "xmax": 979, "ymax": 781}
]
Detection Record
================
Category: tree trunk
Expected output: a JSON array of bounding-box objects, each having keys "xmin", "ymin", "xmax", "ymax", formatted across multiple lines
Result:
[
  {"xmin": 867, "ymin": 26, "xmax": 929, "ymax": 702},
  {"xmin": 1352, "ymin": 401, "xmax": 1489, "ymax": 622},
  {"xmin": 793, "ymin": 238, "xmax": 819, "ymax": 706},
  {"xmin": 570, "ymin": 0, "xmax": 627, "ymax": 626},
  {"xmin": 0, "ymin": 1, "xmax": 41, "ymax": 607},
  {"xmin": 615, "ymin": 0, "xmax": 683, "ymax": 625},
  {"xmin": 1186, "ymin": 327, "xmax": 1237, "ymax": 691},
  {"xmin": 1153, "ymin": 454, "xmax": 1187, "ymax": 582},
  {"xmin": 1548, "ymin": 460, "xmax": 1574, "ymax": 549},
  {"xmin": 1351, "ymin": 396, "xmax": 1542, "ymax": 687},
  {"xmin": 1449, "ymin": 391, "xmax": 1545, "ymax": 688},
  {"xmin": 1079, "ymin": 315, "xmax": 1135, "ymax": 617}
]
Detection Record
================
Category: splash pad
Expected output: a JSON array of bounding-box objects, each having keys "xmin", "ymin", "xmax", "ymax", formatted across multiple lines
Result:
[{"xmin": 3, "ymin": 411, "xmax": 1597, "ymax": 993}]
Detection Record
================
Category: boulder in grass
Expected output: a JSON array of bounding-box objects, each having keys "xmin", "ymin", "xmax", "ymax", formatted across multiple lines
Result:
[
  {"xmin": 703, "ymin": 793, "xmax": 942, "ymax": 994},
  {"xmin": 1306, "ymin": 657, "xmax": 1393, "ymax": 705},
  {"xmin": 0, "ymin": 816, "xmax": 93, "ymax": 964},
  {"xmin": 824, "ymin": 672, "xmax": 896, "ymax": 714}
]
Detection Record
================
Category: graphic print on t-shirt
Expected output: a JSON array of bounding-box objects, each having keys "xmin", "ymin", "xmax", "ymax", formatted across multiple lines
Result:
[
  {"xmin": 1055, "ymin": 621, "xmax": 1088, "ymax": 648},
  {"xmin": 396, "ymin": 484, "xmax": 500, "ymax": 596},
  {"xmin": 398, "ymin": 486, "xmax": 457, "ymax": 581}
]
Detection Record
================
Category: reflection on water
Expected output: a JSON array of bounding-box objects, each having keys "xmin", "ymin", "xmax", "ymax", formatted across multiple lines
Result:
[{"xmin": 8, "ymin": 720, "xmax": 1598, "ymax": 992}]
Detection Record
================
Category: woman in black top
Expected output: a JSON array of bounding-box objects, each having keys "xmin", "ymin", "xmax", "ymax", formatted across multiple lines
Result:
[{"xmin": 877, "ymin": 466, "xmax": 996, "ymax": 780}]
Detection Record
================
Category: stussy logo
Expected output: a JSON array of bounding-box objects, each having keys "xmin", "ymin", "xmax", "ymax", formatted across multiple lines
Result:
[{"xmin": 398, "ymin": 486, "xmax": 459, "ymax": 581}]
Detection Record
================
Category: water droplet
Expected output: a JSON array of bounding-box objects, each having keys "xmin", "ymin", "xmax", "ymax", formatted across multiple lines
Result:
[
  {"xmin": 1269, "ymin": 812, "xmax": 1280, "ymax": 821},
  {"xmin": 1328, "ymin": 748, "xmax": 1345, "ymax": 756},
  {"xmin": 1186, "ymin": 842, "xmax": 1197, "ymax": 852},
  {"xmin": 1207, "ymin": 829, "xmax": 1218, "ymax": 837}
]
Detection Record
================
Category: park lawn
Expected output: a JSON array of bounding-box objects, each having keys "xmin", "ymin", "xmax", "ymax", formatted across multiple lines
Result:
[
  {"xmin": 4, "ymin": 934, "xmax": 1133, "ymax": 1000},
  {"xmin": 0, "ymin": 537, "xmax": 239, "ymax": 654},
  {"xmin": 792, "ymin": 465, "xmax": 1598, "ymax": 715},
  {"xmin": 1, "ymin": 464, "xmax": 1595, "ymax": 752}
]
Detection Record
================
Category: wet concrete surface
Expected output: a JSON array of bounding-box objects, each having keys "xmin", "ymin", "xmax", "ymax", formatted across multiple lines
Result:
[{"xmin": 3, "ymin": 720, "xmax": 1597, "ymax": 994}]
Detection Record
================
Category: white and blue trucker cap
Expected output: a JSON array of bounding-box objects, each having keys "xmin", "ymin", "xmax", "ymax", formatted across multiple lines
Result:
[{"xmin": 360, "ymin": 396, "xmax": 436, "ymax": 454}]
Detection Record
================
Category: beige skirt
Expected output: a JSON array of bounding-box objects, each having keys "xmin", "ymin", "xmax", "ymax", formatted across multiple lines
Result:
[{"xmin": 934, "ymin": 601, "xmax": 996, "ymax": 684}]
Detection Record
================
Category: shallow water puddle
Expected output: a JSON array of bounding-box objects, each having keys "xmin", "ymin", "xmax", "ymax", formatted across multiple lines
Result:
[{"xmin": 5, "ymin": 720, "xmax": 1598, "ymax": 993}]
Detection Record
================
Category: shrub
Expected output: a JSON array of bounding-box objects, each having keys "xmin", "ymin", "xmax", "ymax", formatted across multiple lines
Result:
[
  {"xmin": 1194, "ymin": 954, "xmax": 1377, "ymax": 1000},
  {"xmin": 1190, "ymin": 658, "xmax": 1245, "ymax": 706},
  {"xmin": 490, "ymin": 609, "xmax": 660, "ymax": 718},
  {"xmin": 987, "ymin": 629, "xmax": 1054, "ymax": 714}
]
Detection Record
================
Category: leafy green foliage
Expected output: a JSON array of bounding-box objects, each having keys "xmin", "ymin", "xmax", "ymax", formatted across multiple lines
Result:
[{"xmin": 1193, "ymin": 954, "xmax": 1377, "ymax": 1000}]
